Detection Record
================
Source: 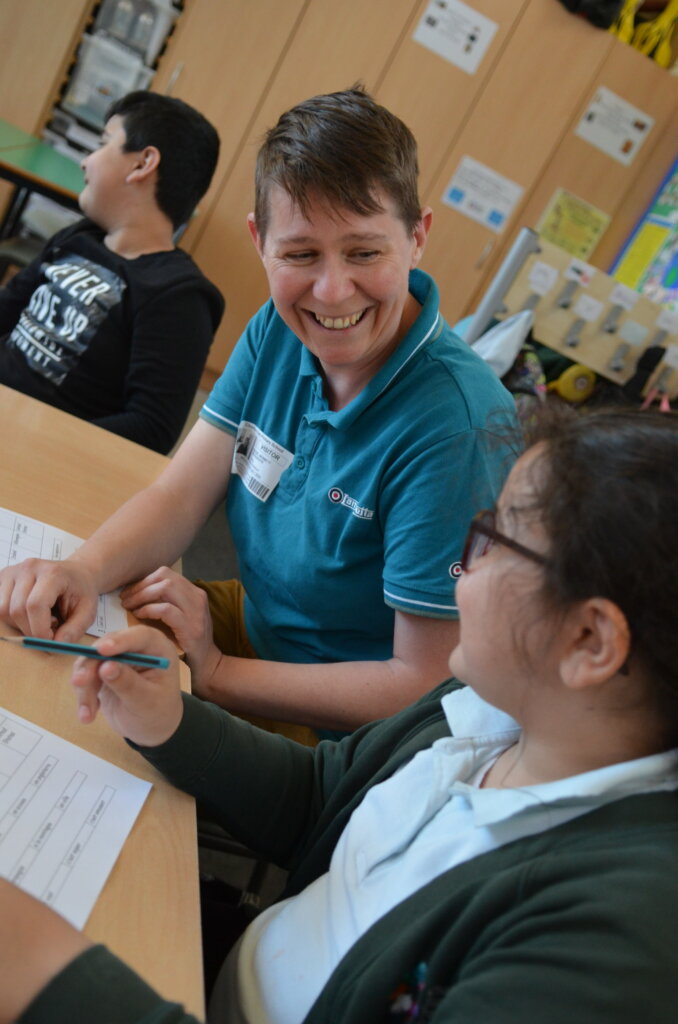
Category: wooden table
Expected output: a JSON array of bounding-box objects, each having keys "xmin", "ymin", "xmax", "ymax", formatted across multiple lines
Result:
[
  {"xmin": 0, "ymin": 119, "xmax": 84, "ymax": 240},
  {"xmin": 0, "ymin": 385, "xmax": 205, "ymax": 1018}
]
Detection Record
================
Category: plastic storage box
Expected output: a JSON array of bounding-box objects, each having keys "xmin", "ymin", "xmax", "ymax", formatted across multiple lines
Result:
[
  {"xmin": 94, "ymin": 0, "xmax": 179, "ymax": 65},
  {"xmin": 61, "ymin": 33, "xmax": 153, "ymax": 130}
]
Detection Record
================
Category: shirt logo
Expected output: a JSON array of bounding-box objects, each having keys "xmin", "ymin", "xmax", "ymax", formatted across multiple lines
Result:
[
  {"xmin": 328, "ymin": 487, "xmax": 374, "ymax": 520},
  {"xmin": 7, "ymin": 254, "xmax": 123, "ymax": 386},
  {"xmin": 448, "ymin": 561, "xmax": 463, "ymax": 579}
]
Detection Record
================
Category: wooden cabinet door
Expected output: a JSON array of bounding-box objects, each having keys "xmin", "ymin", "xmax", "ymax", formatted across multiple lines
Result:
[
  {"xmin": 0, "ymin": 0, "xmax": 92, "ymax": 131},
  {"xmin": 482, "ymin": 36, "xmax": 678, "ymax": 298},
  {"xmin": 151, "ymin": 0, "xmax": 308, "ymax": 252},
  {"xmin": 583, "ymin": 80, "xmax": 678, "ymax": 274},
  {"xmin": 375, "ymin": 0, "xmax": 527, "ymax": 198},
  {"xmin": 155, "ymin": 0, "xmax": 678, "ymax": 374},
  {"xmin": 0, "ymin": 0, "xmax": 92, "ymax": 215},
  {"xmin": 420, "ymin": 0, "xmax": 617, "ymax": 327}
]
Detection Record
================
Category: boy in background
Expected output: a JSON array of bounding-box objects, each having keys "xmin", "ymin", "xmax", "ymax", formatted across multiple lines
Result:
[{"xmin": 0, "ymin": 91, "xmax": 224, "ymax": 454}]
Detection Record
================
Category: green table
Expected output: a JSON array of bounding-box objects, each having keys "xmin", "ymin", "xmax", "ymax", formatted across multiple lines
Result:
[
  {"xmin": 0, "ymin": 118, "xmax": 40, "ymax": 151},
  {"xmin": 0, "ymin": 119, "xmax": 85, "ymax": 240}
]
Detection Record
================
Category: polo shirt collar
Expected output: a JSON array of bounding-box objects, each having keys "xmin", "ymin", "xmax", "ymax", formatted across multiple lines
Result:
[
  {"xmin": 299, "ymin": 268, "xmax": 442, "ymax": 430},
  {"xmin": 438, "ymin": 686, "xmax": 678, "ymax": 827}
]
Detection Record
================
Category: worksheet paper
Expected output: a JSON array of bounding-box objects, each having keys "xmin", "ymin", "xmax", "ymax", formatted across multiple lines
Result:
[
  {"xmin": 0, "ymin": 506, "xmax": 127, "ymax": 636},
  {"xmin": 0, "ymin": 705, "xmax": 151, "ymax": 928}
]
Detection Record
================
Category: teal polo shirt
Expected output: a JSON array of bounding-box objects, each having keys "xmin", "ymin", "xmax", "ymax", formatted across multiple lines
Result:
[{"xmin": 200, "ymin": 269, "xmax": 518, "ymax": 665}]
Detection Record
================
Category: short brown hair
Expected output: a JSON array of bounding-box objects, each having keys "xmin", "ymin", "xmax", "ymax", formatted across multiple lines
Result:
[{"xmin": 254, "ymin": 86, "xmax": 421, "ymax": 240}]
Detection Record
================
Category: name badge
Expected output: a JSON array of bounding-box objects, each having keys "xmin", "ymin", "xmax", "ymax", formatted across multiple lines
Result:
[{"xmin": 232, "ymin": 421, "xmax": 293, "ymax": 502}]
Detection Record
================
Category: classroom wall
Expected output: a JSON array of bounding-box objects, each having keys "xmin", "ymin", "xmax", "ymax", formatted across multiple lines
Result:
[{"xmin": 2, "ymin": 0, "xmax": 677, "ymax": 376}]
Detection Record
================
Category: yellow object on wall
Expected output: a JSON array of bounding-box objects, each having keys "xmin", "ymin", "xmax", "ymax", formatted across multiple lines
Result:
[
  {"xmin": 536, "ymin": 188, "xmax": 610, "ymax": 259},
  {"xmin": 611, "ymin": 0, "xmax": 678, "ymax": 68},
  {"xmin": 613, "ymin": 222, "xmax": 671, "ymax": 289},
  {"xmin": 609, "ymin": 1, "xmax": 642, "ymax": 44}
]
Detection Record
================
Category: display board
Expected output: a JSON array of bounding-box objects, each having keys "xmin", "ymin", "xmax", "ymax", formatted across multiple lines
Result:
[
  {"xmin": 610, "ymin": 155, "xmax": 678, "ymax": 313},
  {"xmin": 497, "ymin": 236, "xmax": 678, "ymax": 398}
]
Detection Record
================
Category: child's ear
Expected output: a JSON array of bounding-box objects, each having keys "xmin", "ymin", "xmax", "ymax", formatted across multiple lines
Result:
[
  {"xmin": 559, "ymin": 597, "xmax": 630, "ymax": 691},
  {"xmin": 126, "ymin": 146, "xmax": 161, "ymax": 183}
]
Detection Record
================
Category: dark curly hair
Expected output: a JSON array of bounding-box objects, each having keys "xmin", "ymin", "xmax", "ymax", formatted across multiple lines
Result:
[{"xmin": 525, "ymin": 407, "xmax": 678, "ymax": 723}]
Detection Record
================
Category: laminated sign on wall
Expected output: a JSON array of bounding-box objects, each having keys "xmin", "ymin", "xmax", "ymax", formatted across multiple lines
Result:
[
  {"xmin": 574, "ymin": 86, "xmax": 654, "ymax": 166},
  {"xmin": 413, "ymin": 0, "xmax": 498, "ymax": 74},
  {"xmin": 442, "ymin": 156, "xmax": 524, "ymax": 233},
  {"xmin": 536, "ymin": 188, "xmax": 610, "ymax": 259}
]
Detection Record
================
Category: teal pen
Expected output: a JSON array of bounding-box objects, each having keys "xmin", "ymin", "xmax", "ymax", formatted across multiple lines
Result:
[{"xmin": 0, "ymin": 635, "xmax": 170, "ymax": 670}]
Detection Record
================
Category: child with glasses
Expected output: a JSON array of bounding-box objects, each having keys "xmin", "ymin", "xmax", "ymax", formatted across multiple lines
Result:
[{"xmin": 2, "ymin": 407, "xmax": 677, "ymax": 1024}]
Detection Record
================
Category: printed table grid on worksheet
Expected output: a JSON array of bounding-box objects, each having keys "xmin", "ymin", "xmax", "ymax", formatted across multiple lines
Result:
[
  {"xmin": 0, "ymin": 506, "xmax": 128, "ymax": 636},
  {"xmin": 0, "ymin": 712, "xmax": 112, "ymax": 908},
  {"xmin": 0, "ymin": 708, "xmax": 151, "ymax": 927},
  {"xmin": 0, "ymin": 508, "xmax": 64, "ymax": 564}
]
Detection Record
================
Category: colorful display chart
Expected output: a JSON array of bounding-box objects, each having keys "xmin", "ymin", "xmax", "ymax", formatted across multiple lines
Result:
[{"xmin": 610, "ymin": 156, "xmax": 678, "ymax": 313}]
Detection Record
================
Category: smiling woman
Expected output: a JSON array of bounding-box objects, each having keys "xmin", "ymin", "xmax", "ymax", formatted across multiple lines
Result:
[
  {"xmin": 0, "ymin": 86, "xmax": 519, "ymax": 741},
  {"xmin": 248, "ymin": 187, "xmax": 430, "ymax": 409}
]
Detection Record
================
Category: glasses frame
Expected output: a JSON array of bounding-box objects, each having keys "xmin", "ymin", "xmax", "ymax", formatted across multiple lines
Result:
[{"xmin": 461, "ymin": 508, "xmax": 548, "ymax": 573}]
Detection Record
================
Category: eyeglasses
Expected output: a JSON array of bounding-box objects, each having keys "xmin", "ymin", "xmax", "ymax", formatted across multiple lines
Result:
[{"xmin": 460, "ymin": 508, "xmax": 548, "ymax": 572}]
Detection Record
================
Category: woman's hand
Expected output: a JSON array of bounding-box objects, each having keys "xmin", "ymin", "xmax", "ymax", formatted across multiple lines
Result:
[
  {"xmin": 120, "ymin": 567, "xmax": 222, "ymax": 692},
  {"xmin": 0, "ymin": 557, "xmax": 99, "ymax": 641},
  {"xmin": 71, "ymin": 625, "xmax": 184, "ymax": 747}
]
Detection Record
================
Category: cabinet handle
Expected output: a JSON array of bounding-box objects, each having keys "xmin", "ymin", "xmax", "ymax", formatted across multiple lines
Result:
[
  {"xmin": 473, "ymin": 240, "xmax": 494, "ymax": 270},
  {"xmin": 165, "ymin": 62, "xmax": 184, "ymax": 95}
]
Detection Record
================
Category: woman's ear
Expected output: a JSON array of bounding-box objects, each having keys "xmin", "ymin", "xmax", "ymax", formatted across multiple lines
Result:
[
  {"xmin": 410, "ymin": 207, "xmax": 433, "ymax": 268},
  {"xmin": 559, "ymin": 597, "xmax": 631, "ymax": 691},
  {"xmin": 126, "ymin": 146, "xmax": 161, "ymax": 184},
  {"xmin": 247, "ymin": 213, "xmax": 265, "ymax": 258}
]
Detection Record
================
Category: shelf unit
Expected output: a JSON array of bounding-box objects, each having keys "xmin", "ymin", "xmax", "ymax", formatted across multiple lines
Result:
[{"xmin": 11, "ymin": 0, "xmax": 182, "ymax": 242}]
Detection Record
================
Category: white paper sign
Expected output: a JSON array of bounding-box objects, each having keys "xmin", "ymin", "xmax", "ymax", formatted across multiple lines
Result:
[
  {"xmin": 575, "ymin": 87, "xmax": 654, "ymax": 166},
  {"xmin": 0, "ymin": 706, "xmax": 151, "ymax": 928},
  {"xmin": 565, "ymin": 259, "xmax": 596, "ymax": 287},
  {"xmin": 413, "ymin": 0, "xmax": 498, "ymax": 74},
  {"xmin": 619, "ymin": 320, "xmax": 649, "ymax": 347},
  {"xmin": 442, "ymin": 156, "xmax": 523, "ymax": 233},
  {"xmin": 0, "ymin": 508, "xmax": 127, "ymax": 637},
  {"xmin": 656, "ymin": 309, "xmax": 678, "ymax": 334},
  {"xmin": 662, "ymin": 345, "xmax": 678, "ymax": 371},
  {"xmin": 609, "ymin": 283, "xmax": 640, "ymax": 311},
  {"xmin": 528, "ymin": 261, "xmax": 559, "ymax": 296},
  {"xmin": 573, "ymin": 294, "xmax": 604, "ymax": 322}
]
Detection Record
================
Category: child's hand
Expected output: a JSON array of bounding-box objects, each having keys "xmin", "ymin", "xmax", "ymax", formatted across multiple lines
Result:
[
  {"xmin": 71, "ymin": 625, "xmax": 184, "ymax": 747},
  {"xmin": 120, "ymin": 567, "xmax": 221, "ymax": 688}
]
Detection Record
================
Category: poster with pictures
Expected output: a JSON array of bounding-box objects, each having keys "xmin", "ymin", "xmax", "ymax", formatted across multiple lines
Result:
[{"xmin": 610, "ymin": 156, "xmax": 678, "ymax": 313}]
